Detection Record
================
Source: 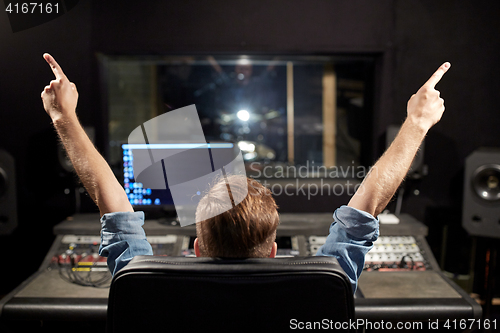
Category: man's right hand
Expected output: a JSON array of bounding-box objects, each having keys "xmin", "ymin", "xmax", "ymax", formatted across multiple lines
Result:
[
  {"xmin": 348, "ymin": 62, "xmax": 451, "ymax": 217},
  {"xmin": 41, "ymin": 53, "xmax": 79, "ymax": 122}
]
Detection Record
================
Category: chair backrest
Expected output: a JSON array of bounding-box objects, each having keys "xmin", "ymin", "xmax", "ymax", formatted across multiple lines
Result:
[{"xmin": 107, "ymin": 256, "xmax": 355, "ymax": 332}]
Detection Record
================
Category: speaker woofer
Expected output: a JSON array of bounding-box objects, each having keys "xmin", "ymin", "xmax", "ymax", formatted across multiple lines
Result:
[{"xmin": 471, "ymin": 164, "xmax": 500, "ymax": 201}]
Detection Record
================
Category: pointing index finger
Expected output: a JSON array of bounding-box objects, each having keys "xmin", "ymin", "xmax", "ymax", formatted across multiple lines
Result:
[
  {"xmin": 424, "ymin": 62, "xmax": 451, "ymax": 89},
  {"xmin": 43, "ymin": 53, "xmax": 67, "ymax": 80}
]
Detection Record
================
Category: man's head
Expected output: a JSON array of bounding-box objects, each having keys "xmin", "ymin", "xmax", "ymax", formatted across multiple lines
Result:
[{"xmin": 194, "ymin": 176, "xmax": 279, "ymax": 258}]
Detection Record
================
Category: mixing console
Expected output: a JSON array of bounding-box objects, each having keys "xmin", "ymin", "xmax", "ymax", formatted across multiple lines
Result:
[
  {"xmin": 51, "ymin": 235, "xmax": 110, "ymax": 287},
  {"xmin": 51, "ymin": 234, "xmax": 182, "ymax": 287},
  {"xmin": 52, "ymin": 232, "xmax": 431, "ymax": 287},
  {"xmin": 49, "ymin": 233, "xmax": 304, "ymax": 287},
  {"xmin": 309, "ymin": 235, "xmax": 431, "ymax": 271},
  {"xmin": 0, "ymin": 213, "xmax": 482, "ymax": 331}
]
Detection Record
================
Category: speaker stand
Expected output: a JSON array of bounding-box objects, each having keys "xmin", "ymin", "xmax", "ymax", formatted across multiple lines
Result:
[{"xmin": 482, "ymin": 238, "xmax": 497, "ymax": 328}]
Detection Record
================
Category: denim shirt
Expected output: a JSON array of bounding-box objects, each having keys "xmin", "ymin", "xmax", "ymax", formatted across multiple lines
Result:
[
  {"xmin": 99, "ymin": 211, "xmax": 153, "ymax": 276},
  {"xmin": 315, "ymin": 205, "xmax": 379, "ymax": 293},
  {"xmin": 99, "ymin": 205, "xmax": 378, "ymax": 293}
]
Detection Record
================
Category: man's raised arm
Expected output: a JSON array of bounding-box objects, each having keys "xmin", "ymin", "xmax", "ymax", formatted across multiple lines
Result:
[
  {"xmin": 41, "ymin": 53, "xmax": 133, "ymax": 216},
  {"xmin": 349, "ymin": 62, "xmax": 451, "ymax": 217}
]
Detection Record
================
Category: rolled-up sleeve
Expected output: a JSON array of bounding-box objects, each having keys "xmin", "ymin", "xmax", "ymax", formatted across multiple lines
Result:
[
  {"xmin": 99, "ymin": 211, "xmax": 153, "ymax": 276},
  {"xmin": 316, "ymin": 205, "xmax": 379, "ymax": 293}
]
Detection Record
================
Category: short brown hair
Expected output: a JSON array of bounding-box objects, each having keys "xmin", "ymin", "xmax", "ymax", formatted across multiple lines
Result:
[{"xmin": 195, "ymin": 175, "xmax": 279, "ymax": 258}]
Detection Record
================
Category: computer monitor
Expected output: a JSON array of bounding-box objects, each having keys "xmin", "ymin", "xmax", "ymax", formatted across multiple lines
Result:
[
  {"xmin": 121, "ymin": 141, "xmax": 240, "ymax": 221},
  {"xmin": 122, "ymin": 144, "xmax": 176, "ymax": 215}
]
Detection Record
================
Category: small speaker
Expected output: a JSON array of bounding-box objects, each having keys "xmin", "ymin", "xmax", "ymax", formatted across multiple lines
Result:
[
  {"xmin": 462, "ymin": 148, "xmax": 500, "ymax": 238},
  {"xmin": 386, "ymin": 125, "xmax": 426, "ymax": 179},
  {"xmin": 0, "ymin": 149, "xmax": 17, "ymax": 235}
]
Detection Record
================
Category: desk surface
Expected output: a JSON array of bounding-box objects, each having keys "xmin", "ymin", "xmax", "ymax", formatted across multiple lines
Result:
[{"xmin": 0, "ymin": 269, "xmax": 481, "ymax": 327}]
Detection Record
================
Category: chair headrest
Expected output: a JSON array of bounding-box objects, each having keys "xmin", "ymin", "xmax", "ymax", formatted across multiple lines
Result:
[{"xmin": 114, "ymin": 255, "xmax": 348, "ymax": 277}]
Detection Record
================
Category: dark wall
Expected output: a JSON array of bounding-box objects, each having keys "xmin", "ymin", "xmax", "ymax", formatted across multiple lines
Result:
[
  {"xmin": 390, "ymin": 1, "xmax": 500, "ymax": 276},
  {"xmin": 394, "ymin": 0, "xmax": 500, "ymax": 210},
  {"xmin": 1, "ymin": 0, "xmax": 499, "ymax": 294},
  {"xmin": 0, "ymin": 1, "xmax": 93, "ymax": 294}
]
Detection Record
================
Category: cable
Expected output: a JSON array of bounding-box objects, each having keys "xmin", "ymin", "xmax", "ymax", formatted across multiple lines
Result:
[
  {"xmin": 56, "ymin": 254, "xmax": 112, "ymax": 288},
  {"xmin": 399, "ymin": 254, "xmax": 415, "ymax": 270}
]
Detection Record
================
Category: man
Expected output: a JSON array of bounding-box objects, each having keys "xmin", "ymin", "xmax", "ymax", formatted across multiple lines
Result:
[{"xmin": 41, "ymin": 53, "xmax": 450, "ymax": 292}]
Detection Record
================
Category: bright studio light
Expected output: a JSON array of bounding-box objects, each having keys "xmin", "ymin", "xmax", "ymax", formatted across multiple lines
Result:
[
  {"xmin": 237, "ymin": 110, "xmax": 250, "ymax": 121},
  {"xmin": 238, "ymin": 141, "xmax": 256, "ymax": 152}
]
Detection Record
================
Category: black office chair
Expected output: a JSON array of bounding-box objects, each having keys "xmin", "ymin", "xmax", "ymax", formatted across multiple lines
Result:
[{"xmin": 107, "ymin": 256, "xmax": 355, "ymax": 332}]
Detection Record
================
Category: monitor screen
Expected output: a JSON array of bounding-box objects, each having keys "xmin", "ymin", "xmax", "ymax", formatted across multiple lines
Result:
[
  {"xmin": 121, "ymin": 141, "xmax": 240, "ymax": 220},
  {"xmin": 122, "ymin": 143, "xmax": 175, "ymax": 209}
]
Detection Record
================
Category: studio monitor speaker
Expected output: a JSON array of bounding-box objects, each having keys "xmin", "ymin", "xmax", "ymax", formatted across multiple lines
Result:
[
  {"xmin": 462, "ymin": 148, "xmax": 500, "ymax": 238},
  {"xmin": 0, "ymin": 149, "xmax": 17, "ymax": 235}
]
